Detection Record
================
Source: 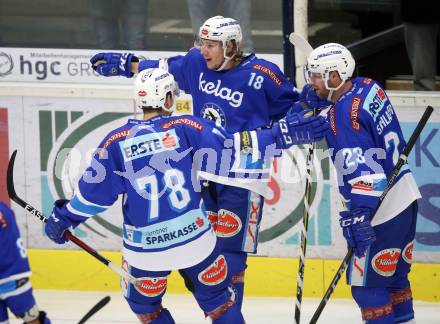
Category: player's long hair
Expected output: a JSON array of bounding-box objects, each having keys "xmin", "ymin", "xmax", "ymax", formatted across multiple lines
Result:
[{"xmin": 228, "ymin": 40, "xmax": 244, "ymax": 64}]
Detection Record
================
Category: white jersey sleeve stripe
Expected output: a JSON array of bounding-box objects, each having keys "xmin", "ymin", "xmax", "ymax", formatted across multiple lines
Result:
[{"xmin": 75, "ymin": 188, "xmax": 112, "ymax": 209}]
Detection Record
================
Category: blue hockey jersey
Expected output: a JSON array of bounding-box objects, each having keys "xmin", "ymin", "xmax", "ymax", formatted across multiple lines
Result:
[
  {"xmin": 138, "ymin": 48, "xmax": 299, "ymax": 133},
  {"xmin": 62, "ymin": 115, "xmax": 279, "ymax": 270},
  {"xmin": 0, "ymin": 202, "xmax": 31, "ymax": 286},
  {"xmin": 325, "ymin": 77, "xmax": 421, "ymax": 225}
]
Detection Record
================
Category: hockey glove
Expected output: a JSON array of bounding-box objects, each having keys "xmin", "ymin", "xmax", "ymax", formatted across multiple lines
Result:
[
  {"xmin": 298, "ymin": 84, "xmax": 333, "ymax": 110},
  {"xmin": 38, "ymin": 311, "xmax": 51, "ymax": 324},
  {"xmin": 339, "ymin": 207, "xmax": 376, "ymax": 258},
  {"xmin": 90, "ymin": 52, "xmax": 138, "ymax": 77},
  {"xmin": 45, "ymin": 199, "xmax": 77, "ymax": 244},
  {"xmin": 272, "ymin": 109, "xmax": 329, "ymax": 148}
]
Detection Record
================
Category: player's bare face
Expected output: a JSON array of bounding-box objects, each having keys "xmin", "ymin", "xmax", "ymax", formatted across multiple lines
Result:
[
  {"xmin": 199, "ymin": 39, "xmax": 224, "ymax": 70},
  {"xmin": 309, "ymin": 73, "xmax": 329, "ymax": 98}
]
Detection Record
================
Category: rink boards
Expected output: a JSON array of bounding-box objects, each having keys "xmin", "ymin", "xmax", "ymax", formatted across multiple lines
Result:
[
  {"xmin": 0, "ymin": 47, "xmax": 439, "ymax": 301},
  {"xmin": 27, "ymin": 249, "xmax": 440, "ymax": 302}
]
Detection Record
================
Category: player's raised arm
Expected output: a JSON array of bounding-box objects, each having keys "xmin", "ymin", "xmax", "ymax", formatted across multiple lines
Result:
[{"xmin": 90, "ymin": 52, "xmax": 140, "ymax": 77}]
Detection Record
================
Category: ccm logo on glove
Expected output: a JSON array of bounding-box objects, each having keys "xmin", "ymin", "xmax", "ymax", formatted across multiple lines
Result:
[
  {"xmin": 340, "ymin": 215, "xmax": 365, "ymax": 227},
  {"xmin": 278, "ymin": 119, "xmax": 292, "ymax": 145}
]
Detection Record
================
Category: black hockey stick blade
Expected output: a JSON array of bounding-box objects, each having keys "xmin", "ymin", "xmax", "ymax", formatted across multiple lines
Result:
[
  {"xmin": 7, "ymin": 150, "xmax": 19, "ymax": 201},
  {"xmin": 77, "ymin": 296, "xmax": 111, "ymax": 324},
  {"xmin": 8, "ymin": 150, "xmax": 139, "ymax": 285},
  {"xmin": 8, "ymin": 150, "xmax": 109, "ymax": 263},
  {"xmin": 8, "ymin": 149, "xmax": 49, "ymax": 223}
]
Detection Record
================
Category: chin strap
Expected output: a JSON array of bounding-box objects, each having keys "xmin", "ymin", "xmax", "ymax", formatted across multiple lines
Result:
[
  {"xmin": 215, "ymin": 44, "xmax": 237, "ymax": 71},
  {"xmin": 215, "ymin": 55, "xmax": 234, "ymax": 71},
  {"xmin": 325, "ymin": 78, "xmax": 345, "ymax": 101},
  {"xmin": 327, "ymin": 90, "xmax": 334, "ymax": 102}
]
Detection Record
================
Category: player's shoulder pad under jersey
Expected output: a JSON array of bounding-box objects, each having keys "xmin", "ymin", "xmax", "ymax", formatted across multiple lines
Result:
[{"xmin": 250, "ymin": 57, "xmax": 285, "ymax": 86}]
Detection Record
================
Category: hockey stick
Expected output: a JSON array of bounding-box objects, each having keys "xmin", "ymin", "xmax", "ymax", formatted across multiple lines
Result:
[
  {"xmin": 77, "ymin": 296, "xmax": 111, "ymax": 324},
  {"xmin": 289, "ymin": 31, "xmax": 315, "ymax": 324},
  {"xmin": 289, "ymin": 33, "xmax": 313, "ymax": 57},
  {"xmin": 7, "ymin": 150, "xmax": 139, "ymax": 287},
  {"xmin": 294, "ymin": 132, "xmax": 316, "ymax": 324},
  {"xmin": 309, "ymin": 105, "xmax": 434, "ymax": 324}
]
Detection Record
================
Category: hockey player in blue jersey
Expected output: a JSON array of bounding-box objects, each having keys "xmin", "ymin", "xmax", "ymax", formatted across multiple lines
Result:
[
  {"xmin": 0, "ymin": 202, "xmax": 51, "ymax": 324},
  {"xmin": 305, "ymin": 43, "xmax": 421, "ymax": 323},
  {"xmin": 89, "ymin": 15, "xmax": 323, "ymax": 310},
  {"xmin": 44, "ymin": 68, "xmax": 328, "ymax": 323}
]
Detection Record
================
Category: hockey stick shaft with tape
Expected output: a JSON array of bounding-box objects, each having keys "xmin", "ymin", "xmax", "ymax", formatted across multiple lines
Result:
[{"xmin": 294, "ymin": 139, "xmax": 315, "ymax": 324}]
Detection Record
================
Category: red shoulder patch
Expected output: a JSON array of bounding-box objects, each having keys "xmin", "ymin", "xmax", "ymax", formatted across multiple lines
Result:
[
  {"xmin": 350, "ymin": 97, "xmax": 361, "ymax": 131},
  {"xmin": 252, "ymin": 64, "xmax": 282, "ymax": 86},
  {"xmin": 103, "ymin": 130, "xmax": 130, "ymax": 150},
  {"xmin": 363, "ymin": 78, "xmax": 373, "ymax": 85},
  {"xmin": 161, "ymin": 118, "xmax": 204, "ymax": 131}
]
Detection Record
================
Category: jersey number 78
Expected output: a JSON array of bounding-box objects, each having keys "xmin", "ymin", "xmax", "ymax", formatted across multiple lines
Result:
[{"xmin": 136, "ymin": 169, "xmax": 191, "ymax": 221}]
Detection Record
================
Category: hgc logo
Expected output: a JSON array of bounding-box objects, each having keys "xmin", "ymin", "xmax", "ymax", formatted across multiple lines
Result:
[{"xmin": 0, "ymin": 52, "xmax": 13, "ymax": 77}]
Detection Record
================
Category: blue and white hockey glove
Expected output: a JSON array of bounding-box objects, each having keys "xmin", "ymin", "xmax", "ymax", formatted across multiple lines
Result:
[
  {"xmin": 339, "ymin": 207, "xmax": 376, "ymax": 258},
  {"xmin": 45, "ymin": 199, "xmax": 76, "ymax": 244},
  {"xmin": 298, "ymin": 84, "xmax": 333, "ymax": 110},
  {"xmin": 90, "ymin": 52, "xmax": 138, "ymax": 77},
  {"xmin": 272, "ymin": 109, "xmax": 329, "ymax": 148}
]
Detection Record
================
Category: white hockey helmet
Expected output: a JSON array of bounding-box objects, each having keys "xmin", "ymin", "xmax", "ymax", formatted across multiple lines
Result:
[
  {"xmin": 306, "ymin": 43, "xmax": 355, "ymax": 91},
  {"xmin": 134, "ymin": 68, "xmax": 179, "ymax": 112},
  {"xmin": 198, "ymin": 15, "xmax": 242, "ymax": 48}
]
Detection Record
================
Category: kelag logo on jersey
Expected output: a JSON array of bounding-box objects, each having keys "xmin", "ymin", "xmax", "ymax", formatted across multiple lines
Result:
[
  {"xmin": 363, "ymin": 83, "xmax": 387, "ymax": 121},
  {"xmin": 201, "ymin": 102, "xmax": 226, "ymax": 128},
  {"xmin": 199, "ymin": 72, "xmax": 244, "ymax": 107},
  {"xmin": 119, "ymin": 129, "xmax": 179, "ymax": 162}
]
